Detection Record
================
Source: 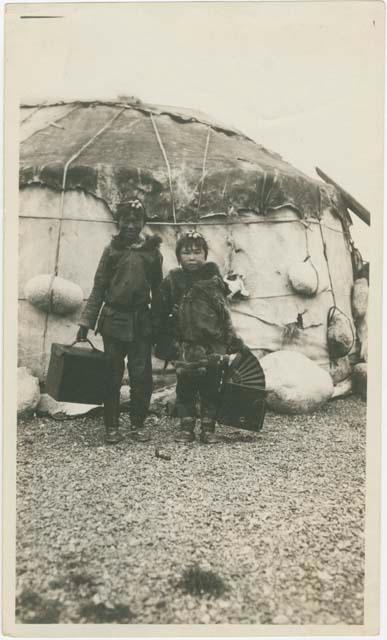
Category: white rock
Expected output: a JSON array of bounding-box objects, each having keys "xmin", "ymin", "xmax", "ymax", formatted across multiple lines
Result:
[
  {"xmin": 351, "ymin": 278, "xmax": 368, "ymax": 319},
  {"xmin": 331, "ymin": 378, "xmax": 352, "ymax": 399},
  {"xmin": 120, "ymin": 385, "xmax": 130, "ymax": 404},
  {"xmin": 17, "ymin": 367, "xmax": 40, "ymax": 414},
  {"xmin": 356, "ymin": 316, "xmax": 368, "ymax": 363},
  {"xmin": 150, "ymin": 386, "xmax": 177, "ymax": 416},
  {"xmin": 327, "ymin": 307, "xmax": 355, "ymax": 359},
  {"xmin": 261, "ymin": 350, "xmax": 334, "ymax": 414},
  {"xmin": 36, "ymin": 393, "xmax": 62, "ymax": 416},
  {"xmin": 25, "ymin": 274, "xmax": 83, "ymax": 315},
  {"xmin": 151, "ymin": 385, "xmax": 176, "ymax": 405},
  {"xmin": 272, "ymin": 614, "xmax": 289, "ymax": 625},
  {"xmin": 288, "ymin": 259, "xmax": 318, "ymax": 296},
  {"xmin": 329, "ymin": 356, "xmax": 352, "ymax": 385}
]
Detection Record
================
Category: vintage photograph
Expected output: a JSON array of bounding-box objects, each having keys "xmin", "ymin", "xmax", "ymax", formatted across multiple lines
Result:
[{"xmin": 4, "ymin": 1, "xmax": 384, "ymax": 634}]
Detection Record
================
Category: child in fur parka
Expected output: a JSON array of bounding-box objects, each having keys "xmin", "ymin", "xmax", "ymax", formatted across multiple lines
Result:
[
  {"xmin": 154, "ymin": 231, "xmax": 245, "ymax": 444},
  {"xmin": 76, "ymin": 199, "xmax": 163, "ymax": 444}
]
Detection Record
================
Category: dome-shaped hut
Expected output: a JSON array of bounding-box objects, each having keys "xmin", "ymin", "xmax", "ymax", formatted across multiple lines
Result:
[{"xmin": 19, "ymin": 99, "xmax": 359, "ymax": 381}]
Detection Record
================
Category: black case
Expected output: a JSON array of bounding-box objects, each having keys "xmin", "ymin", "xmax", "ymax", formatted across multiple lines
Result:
[{"xmin": 45, "ymin": 341, "xmax": 111, "ymax": 405}]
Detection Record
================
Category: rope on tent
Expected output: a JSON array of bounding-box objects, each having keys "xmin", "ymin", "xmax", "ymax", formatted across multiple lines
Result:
[
  {"xmin": 299, "ymin": 223, "xmax": 320, "ymax": 295},
  {"xmin": 225, "ymin": 229, "xmax": 237, "ymax": 274},
  {"xmin": 21, "ymin": 104, "xmax": 82, "ymax": 143},
  {"xmin": 316, "ymin": 185, "xmax": 336, "ymax": 306},
  {"xmin": 150, "ymin": 113, "xmax": 177, "ymax": 224},
  {"xmin": 303, "ymin": 222, "xmax": 311, "ymax": 256},
  {"xmin": 20, "ymin": 105, "xmax": 43, "ymax": 124},
  {"xmin": 317, "ymin": 191, "xmax": 356, "ymax": 362},
  {"xmin": 197, "ymin": 126, "xmax": 212, "ymax": 212},
  {"xmin": 232, "ymin": 308, "xmax": 283, "ymax": 327},
  {"xmin": 40, "ymin": 106, "xmax": 126, "ymax": 373},
  {"xmin": 317, "ymin": 219, "xmax": 336, "ymax": 307},
  {"xmin": 19, "ymin": 215, "xmax": 116, "ymax": 225},
  {"xmin": 146, "ymin": 218, "xmax": 346, "ymax": 234},
  {"xmin": 55, "ymin": 107, "xmax": 126, "ymax": 276},
  {"xmin": 19, "ymin": 215, "xmax": 348, "ymax": 236},
  {"xmin": 232, "ymin": 307, "xmax": 323, "ymax": 331},
  {"xmin": 246, "ymin": 288, "xmax": 331, "ymax": 301}
]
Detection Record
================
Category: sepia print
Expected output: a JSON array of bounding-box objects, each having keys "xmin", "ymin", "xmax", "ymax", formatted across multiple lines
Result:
[{"xmin": 3, "ymin": 1, "xmax": 384, "ymax": 636}]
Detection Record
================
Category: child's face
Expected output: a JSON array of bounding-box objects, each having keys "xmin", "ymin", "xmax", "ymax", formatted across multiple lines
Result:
[
  {"xmin": 118, "ymin": 211, "xmax": 144, "ymax": 242},
  {"xmin": 179, "ymin": 243, "xmax": 207, "ymax": 271}
]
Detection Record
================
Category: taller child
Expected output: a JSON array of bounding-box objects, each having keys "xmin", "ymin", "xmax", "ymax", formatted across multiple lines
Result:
[{"xmin": 76, "ymin": 199, "xmax": 162, "ymax": 444}]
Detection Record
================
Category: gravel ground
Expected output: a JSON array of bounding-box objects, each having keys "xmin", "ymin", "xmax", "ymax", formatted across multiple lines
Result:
[{"xmin": 16, "ymin": 395, "xmax": 366, "ymax": 625}]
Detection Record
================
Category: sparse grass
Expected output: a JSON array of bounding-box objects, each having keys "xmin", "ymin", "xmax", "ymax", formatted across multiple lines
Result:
[
  {"xmin": 178, "ymin": 564, "xmax": 227, "ymax": 598},
  {"xmin": 16, "ymin": 590, "xmax": 61, "ymax": 623},
  {"xmin": 70, "ymin": 573, "xmax": 97, "ymax": 587},
  {"xmin": 79, "ymin": 602, "xmax": 134, "ymax": 623}
]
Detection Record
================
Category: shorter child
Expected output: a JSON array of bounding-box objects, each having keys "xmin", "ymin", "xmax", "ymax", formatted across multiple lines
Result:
[{"xmin": 155, "ymin": 231, "xmax": 244, "ymax": 444}]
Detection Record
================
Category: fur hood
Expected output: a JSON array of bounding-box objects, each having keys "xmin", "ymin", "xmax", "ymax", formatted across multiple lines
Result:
[{"xmin": 111, "ymin": 232, "xmax": 162, "ymax": 251}]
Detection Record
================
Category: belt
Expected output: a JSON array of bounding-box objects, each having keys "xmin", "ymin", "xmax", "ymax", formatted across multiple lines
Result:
[{"xmin": 106, "ymin": 302, "xmax": 149, "ymax": 313}]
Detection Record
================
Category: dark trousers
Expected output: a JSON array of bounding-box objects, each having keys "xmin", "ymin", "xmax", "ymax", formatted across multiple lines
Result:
[
  {"xmin": 175, "ymin": 367, "xmax": 221, "ymax": 421},
  {"xmin": 102, "ymin": 334, "xmax": 153, "ymax": 427}
]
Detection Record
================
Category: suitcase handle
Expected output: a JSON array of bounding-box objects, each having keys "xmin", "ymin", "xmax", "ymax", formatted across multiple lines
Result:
[{"xmin": 71, "ymin": 338, "xmax": 99, "ymax": 352}]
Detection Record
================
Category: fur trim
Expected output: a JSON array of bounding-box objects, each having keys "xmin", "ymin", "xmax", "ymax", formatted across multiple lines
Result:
[
  {"xmin": 142, "ymin": 234, "xmax": 162, "ymax": 250},
  {"xmin": 111, "ymin": 233, "xmax": 162, "ymax": 251}
]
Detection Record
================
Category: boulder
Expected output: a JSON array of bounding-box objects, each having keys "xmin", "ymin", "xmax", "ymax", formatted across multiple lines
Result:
[
  {"xmin": 352, "ymin": 363, "xmax": 367, "ymax": 400},
  {"xmin": 329, "ymin": 356, "xmax": 352, "ymax": 385},
  {"xmin": 36, "ymin": 393, "xmax": 62, "ymax": 416},
  {"xmin": 260, "ymin": 350, "xmax": 334, "ymax": 414},
  {"xmin": 357, "ymin": 316, "xmax": 368, "ymax": 362},
  {"xmin": 288, "ymin": 258, "xmax": 318, "ymax": 297},
  {"xmin": 121, "ymin": 384, "xmax": 176, "ymax": 414},
  {"xmin": 120, "ymin": 385, "xmax": 130, "ymax": 404},
  {"xmin": 351, "ymin": 278, "xmax": 368, "ymax": 319},
  {"xmin": 331, "ymin": 378, "xmax": 352, "ymax": 399},
  {"xmin": 25, "ymin": 274, "xmax": 83, "ymax": 315},
  {"xmin": 17, "ymin": 367, "xmax": 40, "ymax": 414},
  {"xmin": 327, "ymin": 306, "xmax": 355, "ymax": 359},
  {"xmin": 150, "ymin": 386, "xmax": 177, "ymax": 416}
]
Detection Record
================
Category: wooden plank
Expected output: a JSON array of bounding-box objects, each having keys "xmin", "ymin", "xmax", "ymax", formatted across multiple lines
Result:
[{"xmin": 315, "ymin": 167, "xmax": 371, "ymax": 226}]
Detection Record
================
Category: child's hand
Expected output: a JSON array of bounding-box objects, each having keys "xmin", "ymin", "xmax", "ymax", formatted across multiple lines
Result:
[
  {"xmin": 227, "ymin": 337, "xmax": 248, "ymax": 354},
  {"xmin": 76, "ymin": 325, "xmax": 89, "ymax": 342}
]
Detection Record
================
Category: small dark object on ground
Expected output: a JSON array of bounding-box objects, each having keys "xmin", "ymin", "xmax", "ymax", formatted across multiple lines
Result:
[
  {"xmin": 69, "ymin": 573, "xmax": 97, "ymax": 587},
  {"xmin": 51, "ymin": 412, "xmax": 73, "ymax": 422},
  {"xmin": 16, "ymin": 589, "xmax": 61, "ymax": 623},
  {"xmin": 49, "ymin": 578, "xmax": 67, "ymax": 589},
  {"xmin": 79, "ymin": 601, "xmax": 134, "ymax": 623},
  {"xmin": 155, "ymin": 447, "xmax": 171, "ymax": 460},
  {"xmin": 178, "ymin": 564, "xmax": 227, "ymax": 598}
]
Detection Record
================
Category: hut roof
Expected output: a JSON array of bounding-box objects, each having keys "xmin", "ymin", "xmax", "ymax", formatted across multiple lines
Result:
[{"xmin": 19, "ymin": 100, "xmax": 348, "ymax": 225}]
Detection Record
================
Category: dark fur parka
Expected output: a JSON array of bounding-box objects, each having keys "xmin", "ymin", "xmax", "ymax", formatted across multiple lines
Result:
[{"xmin": 80, "ymin": 233, "xmax": 163, "ymax": 341}]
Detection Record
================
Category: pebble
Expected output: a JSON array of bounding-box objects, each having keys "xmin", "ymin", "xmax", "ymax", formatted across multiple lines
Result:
[{"xmin": 272, "ymin": 614, "xmax": 289, "ymax": 624}]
